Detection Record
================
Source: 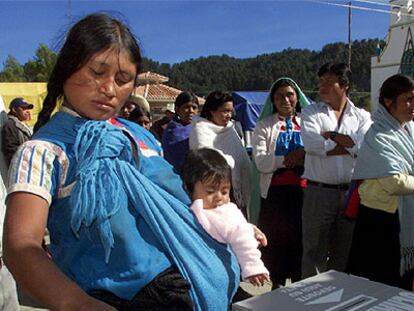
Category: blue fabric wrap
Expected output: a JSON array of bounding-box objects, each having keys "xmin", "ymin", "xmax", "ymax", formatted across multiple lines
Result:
[
  {"xmin": 116, "ymin": 117, "xmax": 163, "ymax": 155},
  {"xmin": 353, "ymin": 104, "xmax": 414, "ymax": 275},
  {"xmin": 34, "ymin": 113, "xmax": 172, "ymax": 299},
  {"xmin": 353, "ymin": 105, "xmax": 414, "ymax": 179},
  {"xmin": 275, "ymin": 117, "xmax": 304, "ymax": 156},
  {"xmin": 51, "ymin": 115, "xmax": 239, "ymax": 310},
  {"xmin": 161, "ymin": 119, "xmax": 192, "ymax": 172}
]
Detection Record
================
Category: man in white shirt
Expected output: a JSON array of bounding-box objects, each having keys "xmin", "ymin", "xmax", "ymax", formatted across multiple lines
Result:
[{"xmin": 301, "ymin": 62, "xmax": 371, "ymax": 278}]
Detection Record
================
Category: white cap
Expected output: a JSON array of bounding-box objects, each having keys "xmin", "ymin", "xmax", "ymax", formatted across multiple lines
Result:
[
  {"xmin": 165, "ymin": 103, "xmax": 175, "ymax": 113},
  {"xmin": 129, "ymin": 94, "xmax": 150, "ymax": 112}
]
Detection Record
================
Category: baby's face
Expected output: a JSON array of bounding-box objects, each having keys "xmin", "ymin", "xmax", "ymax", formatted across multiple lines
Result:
[{"xmin": 192, "ymin": 178, "xmax": 231, "ymax": 209}]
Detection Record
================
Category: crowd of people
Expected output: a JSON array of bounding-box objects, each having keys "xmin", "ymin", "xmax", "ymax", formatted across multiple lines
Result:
[{"xmin": 1, "ymin": 11, "xmax": 414, "ymax": 311}]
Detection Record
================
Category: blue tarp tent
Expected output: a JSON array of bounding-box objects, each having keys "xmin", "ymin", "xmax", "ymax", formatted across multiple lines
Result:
[{"xmin": 232, "ymin": 91, "xmax": 268, "ymax": 132}]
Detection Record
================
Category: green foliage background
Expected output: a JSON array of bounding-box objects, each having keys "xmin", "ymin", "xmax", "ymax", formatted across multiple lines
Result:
[{"xmin": 1, "ymin": 39, "xmax": 382, "ymax": 110}]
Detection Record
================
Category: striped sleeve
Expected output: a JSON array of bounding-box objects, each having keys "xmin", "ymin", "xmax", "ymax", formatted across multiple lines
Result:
[{"xmin": 7, "ymin": 140, "xmax": 68, "ymax": 206}]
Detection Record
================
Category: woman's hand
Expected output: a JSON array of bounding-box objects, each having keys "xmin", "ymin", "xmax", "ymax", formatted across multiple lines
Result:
[
  {"xmin": 252, "ymin": 225, "xmax": 267, "ymax": 247},
  {"xmin": 247, "ymin": 273, "xmax": 270, "ymax": 287},
  {"xmin": 283, "ymin": 148, "xmax": 305, "ymax": 168}
]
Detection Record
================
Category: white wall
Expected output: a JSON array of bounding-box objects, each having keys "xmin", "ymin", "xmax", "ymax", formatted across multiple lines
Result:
[{"xmin": 371, "ymin": 0, "xmax": 414, "ymax": 110}]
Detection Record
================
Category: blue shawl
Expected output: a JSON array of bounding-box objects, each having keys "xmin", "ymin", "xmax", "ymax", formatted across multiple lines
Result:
[
  {"xmin": 353, "ymin": 104, "xmax": 414, "ymax": 275},
  {"xmin": 46, "ymin": 114, "xmax": 240, "ymax": 310},
  {"xmin": 161, "ymin": 118, "xmax": 192, "ymax": 172}
]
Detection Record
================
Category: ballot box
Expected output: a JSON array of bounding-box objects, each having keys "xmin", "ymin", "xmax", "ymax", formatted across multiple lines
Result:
[{"xmin": 232, "ymin": 270, "xmax": 414, "ymax": 311}]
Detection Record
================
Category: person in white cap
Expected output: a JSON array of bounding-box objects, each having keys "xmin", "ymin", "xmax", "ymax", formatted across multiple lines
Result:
[
  {"xmin": 118, "ymin": 94, "xmax": 150, "ymax": 120},
  {"xmin": 129, "ymin": 94, "xmax": 150, "ymax": 113}
]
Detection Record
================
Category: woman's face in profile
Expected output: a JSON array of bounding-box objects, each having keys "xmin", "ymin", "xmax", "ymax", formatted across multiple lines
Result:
[
  {"xmin": 209, "ymin": 101, "xmax": 233, "ymax": 127},
  {"xmin": 63, "ymin": 48, "xmax": 137, "ymax": 121},
  {"xmin": 273, "ymin": 85, "xmax": 297, "ymax": 117},
  {"xmin": 385, "ymin": 90, "xmax": 414, "ymax": 124}
]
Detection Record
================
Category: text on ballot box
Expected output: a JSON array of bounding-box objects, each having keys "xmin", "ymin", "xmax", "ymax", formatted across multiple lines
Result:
[{"xmin": 232, "ymin": 270, "xmax": 414, "ymax": 311}]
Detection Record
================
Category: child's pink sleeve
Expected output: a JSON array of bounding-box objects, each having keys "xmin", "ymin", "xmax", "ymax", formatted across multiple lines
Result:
[{"xmin": 225, "ymin": 205, "xmax": 269, "ymax": 280}]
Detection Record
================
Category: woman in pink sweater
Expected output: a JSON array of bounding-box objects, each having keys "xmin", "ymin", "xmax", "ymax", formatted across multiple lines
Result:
[{"xmin": 181, "ymin": 148, "xmax": 269, "ymax": 286}]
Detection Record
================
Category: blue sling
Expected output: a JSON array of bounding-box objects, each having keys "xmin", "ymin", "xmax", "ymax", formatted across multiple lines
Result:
[{"xmin": 67, "ymin": 118, "xmax": 240, "ymax": 310}]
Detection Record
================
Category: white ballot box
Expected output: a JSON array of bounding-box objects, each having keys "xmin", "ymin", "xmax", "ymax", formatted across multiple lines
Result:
[{"xmin": 232, "ymin": 270, "xmax": 414, "ymax": 311}]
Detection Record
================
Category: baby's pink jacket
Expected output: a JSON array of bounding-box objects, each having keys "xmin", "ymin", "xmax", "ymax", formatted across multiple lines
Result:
[{"xmin": 191, "ymin": 199, "xmax": 269, "ymax": 280}]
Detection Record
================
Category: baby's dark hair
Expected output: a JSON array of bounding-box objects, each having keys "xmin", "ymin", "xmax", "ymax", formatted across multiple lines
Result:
[
  {"xmin": 181, "ymin": 148, "xmax": 232, "ymax": 194},
  {"xmin": 318, "ymin": 62, "xmax": 352, "ymax": 95}
]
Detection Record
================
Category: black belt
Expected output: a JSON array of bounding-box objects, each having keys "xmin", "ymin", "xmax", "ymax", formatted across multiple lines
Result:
[{"xmin": 307, "ymin": 180, "xmax": 349, "ymax": 191}]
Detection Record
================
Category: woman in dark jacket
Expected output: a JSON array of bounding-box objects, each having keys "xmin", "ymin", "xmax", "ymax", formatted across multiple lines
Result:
[{"xmin": 162, "ymin": 91, "xmax": 199, "ymax": 172}]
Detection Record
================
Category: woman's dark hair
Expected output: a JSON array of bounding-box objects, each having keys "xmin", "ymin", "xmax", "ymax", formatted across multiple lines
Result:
[
  {"xmin": 129, "ymin": 105, "xmax": 151, "ymax": 123},
  {"xmin": 200, "ymin": 91, "xmax": 233, "ymax": 121},
  {"xmin": 174, "ymin": 91, "xmax": 199, "ymax": 111},
  {"xmin": 34, "ymin": 13, "xmax": 142, "ymax": 132},
  {"xmin": 379, "ymin": 74, "xmax": 414, "ymax": 109},
  {"xmin": 318, "ymin": 62, "xmax": 352, "ymax": 95},
  {"xmin": 269, "ymin": 79, "xmax": 301, "ymax": 113},
  {"xmin": 181, "ymin": 148, "xmax": 231, "ymax": 194}
]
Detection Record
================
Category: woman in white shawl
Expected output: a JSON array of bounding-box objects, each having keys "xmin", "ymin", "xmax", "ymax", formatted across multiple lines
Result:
[
  {"xmin": 252, "ymin": 78, "xmax": 309, "ymax": 288},
  {"xmin": 189, "ymin": 91, "xmax": 252, "ymax": 216},
  {"xmin": 347, "ymin": 74, "xmax": 414, "ymax": 289}
]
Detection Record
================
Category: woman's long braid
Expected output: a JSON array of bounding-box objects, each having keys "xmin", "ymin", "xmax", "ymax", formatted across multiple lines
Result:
[
  {"xmin": 33, "ymin": 75, "xmax": 62, "ymax": 133},
  {"xmin": 33, "ymin": 62, "xmax": 65, "ymax": 133}
]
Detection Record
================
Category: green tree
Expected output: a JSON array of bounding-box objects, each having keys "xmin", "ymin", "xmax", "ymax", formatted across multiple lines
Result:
[
  {"xmin": 24, "ymin": 44, "xmax": 57, "ymax": 82},
  {"xmin": 0, "ymin": 55, "xmax": 26, "ymax": 82},
  {"xmin": 0, "ymin": 38, "xmax": 382, "ymax": 93}
]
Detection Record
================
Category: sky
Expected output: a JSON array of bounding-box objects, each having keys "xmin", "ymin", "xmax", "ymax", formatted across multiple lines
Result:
[{"xmin": 0, "ymin": 0, "xmax": 392, "ymax": 71}]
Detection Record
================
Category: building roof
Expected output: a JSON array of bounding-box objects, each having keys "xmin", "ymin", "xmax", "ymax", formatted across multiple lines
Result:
[
  {"xmin": 136, "ymin": 71, "xmax": 169, "ymax": 85},
  {"xmin": 133, "ymin": 71, "xmax": 205, "ymax": 105},
  {"xmin": 134, "ymin": 83, "xmax": 181, "ymax": 102}
]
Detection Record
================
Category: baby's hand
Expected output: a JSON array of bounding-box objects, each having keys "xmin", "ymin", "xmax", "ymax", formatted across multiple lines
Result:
[
  {"xmin": 247, "ymin": 273, "xmax": 270, "ymax": 287},
  {"xmin": 252, "ymin": 225, "xmax": 267, "ymax": 247}
]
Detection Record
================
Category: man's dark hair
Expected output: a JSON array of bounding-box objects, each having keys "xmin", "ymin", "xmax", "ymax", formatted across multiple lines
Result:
[{"xmin": 318, "ymin": 62, "xmax": 352, "ymax": 95}]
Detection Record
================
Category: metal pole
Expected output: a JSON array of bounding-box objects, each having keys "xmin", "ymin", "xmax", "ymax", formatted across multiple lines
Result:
[{"xmin": 348, "ymin": 1, "xmax": 352, "ymax": 69}]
